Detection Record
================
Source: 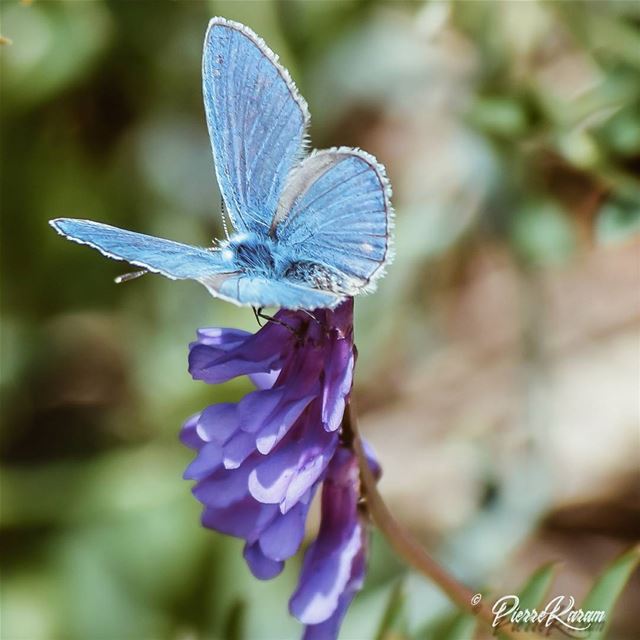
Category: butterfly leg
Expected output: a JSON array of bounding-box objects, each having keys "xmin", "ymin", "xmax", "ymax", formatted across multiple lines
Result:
[
  {"xmin": 254, "ymin": 307, "xmax": 299, "ymax": 335},
  {"xmin": 299, "ymin": 309, "xmax": 320, "ymax": 324},
  {"xmin": 252, "ymin": 306, "xmax": 265, "ymax": 327}
]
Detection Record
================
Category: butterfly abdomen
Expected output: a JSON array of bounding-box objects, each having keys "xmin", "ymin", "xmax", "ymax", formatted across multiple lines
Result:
[{"xmin": 282, "ymin": 260, "xmax": 348, "ymax": 294}]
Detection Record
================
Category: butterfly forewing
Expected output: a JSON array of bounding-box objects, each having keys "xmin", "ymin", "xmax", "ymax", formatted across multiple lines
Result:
[
  {"xmin": 203, "ymin": 18, "xmax": 309, "ymax": 236},
  {"xmin": 49, "ymin": 219, "xmax": 231, "ymax": 281}
]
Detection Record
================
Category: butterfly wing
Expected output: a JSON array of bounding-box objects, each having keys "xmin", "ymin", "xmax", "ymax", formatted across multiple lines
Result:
[
  {"xmin": 273, "ymin": 147, "xmax": 393, "ymax": 295},
  {"xmin": 203, "ymin": 18, "xmax": 309, "ymax": 235},
  {"xmin": 50, "ymin": 218, "xmax": 231, "ymax": 281},
  {"xmin": 50, "ymin": 218, "xmax": 337, "ymax": 309},
  {"xmin": 201, "ymin": 273, "xmax": 340, "ymax": 310}
]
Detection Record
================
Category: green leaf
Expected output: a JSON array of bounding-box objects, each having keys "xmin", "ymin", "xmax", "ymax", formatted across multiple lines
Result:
[
  {"xmin": 439, "ymin": 612, "xmax": 478, "ymax": 640},
  {"xmin": 580, "ymin": 545, "xmax": 640, "ymax": 640},
  {"xmin": 496, "ymin": 563, "xmax": 559, "ymax": 640},
  {"xmin": 511, "ymin": 202, "xmax": 577, "ymax": 267},
  {"xmin": 374, "ymin": 579, "xmax": 406, "ymax": 640},
  {"xmin": 222, "ymin": 598, "xmax": 246, "ymax": 640},
  {"xmin": 468, "ymin": 96, "xmax": 529, "ymax": 137},
  {"xmin": 596, "ymin": 198, "xmax": 640, "ymax": 244},
  {"xmin": 517, "ymin": 562, "xmax": 559, "ymax": 610},
  {"xmin": 418, "ymin": 610, "xmax": 477, "ymax": 640},
  {"xmin": 2, "ymin": 1, "xmax": 112, "ymax": 110}
]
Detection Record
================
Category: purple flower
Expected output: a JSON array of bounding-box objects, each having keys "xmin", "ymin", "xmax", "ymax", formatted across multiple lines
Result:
[
  {"xmin": 181, "ymin": 298, "xmax": 380, "ymax": 638},
  {"xmin": 291, "ymin": 446, "xmax": 369, "ymax": 639}
]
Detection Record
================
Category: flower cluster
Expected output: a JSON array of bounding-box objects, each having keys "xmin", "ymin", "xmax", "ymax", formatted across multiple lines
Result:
[{"xmin": 180, "ymin": 299, "xmax": 379, "ymax": 637}]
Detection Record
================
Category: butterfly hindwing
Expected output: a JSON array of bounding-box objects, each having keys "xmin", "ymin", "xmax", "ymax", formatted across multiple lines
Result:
[
  {"xmin": 50, "ymin": 219, "xmax": 231, "ymax": 281},
  {"xmin": 203, "ymin": 18, "xmax": 309, "ymax": 236},
  {"xmin": 273, "ymin": 148, "xmax": 393, "ymax": 294},
  {"xmin": 200, "ymin": 273, "xmax": 341, "ymax": 309}
]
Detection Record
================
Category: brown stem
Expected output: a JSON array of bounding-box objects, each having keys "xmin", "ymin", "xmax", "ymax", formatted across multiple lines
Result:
[{"xmin": 344, "ymin": 403, "xmax": 542, "ymax": 640}]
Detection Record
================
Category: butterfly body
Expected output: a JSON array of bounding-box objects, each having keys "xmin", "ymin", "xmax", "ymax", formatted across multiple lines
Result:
[
  {"xmin": 223, "ymin": 233, "xmax": 278, "ymax": 276},
  {"xmin": 50, "ymin": 18, "xmax": 393, "ymax": 310},
  {"xmin": 220, "ymin": 232, "xmax": 350, "ymax": 295}
]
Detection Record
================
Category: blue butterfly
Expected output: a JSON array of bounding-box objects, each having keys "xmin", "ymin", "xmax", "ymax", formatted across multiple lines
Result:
[{"xmin": 50, "ymin": 18, "xmax": 393, "ymax": 310}]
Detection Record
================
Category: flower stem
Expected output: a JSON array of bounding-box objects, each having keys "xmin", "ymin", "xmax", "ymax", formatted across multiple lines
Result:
[{"xmin": 345, "ymin": 403, "xmax": 542, "ymax": 640}]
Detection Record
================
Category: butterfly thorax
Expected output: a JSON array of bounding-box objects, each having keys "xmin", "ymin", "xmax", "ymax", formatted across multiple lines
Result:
[{"xmin": 225, "ymin": 233, "xmax": 278, "ymax": 276}]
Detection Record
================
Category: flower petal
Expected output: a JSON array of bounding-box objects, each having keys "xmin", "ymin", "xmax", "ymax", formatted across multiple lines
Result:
[
  {"xmin": 248, "ymin": 418, "xmax": 337, "ymax": 509},
  {"xmin": 289, "ymin": 447, "xmax": 364, "ymax": 625},
  {"xmin": 195, "ymin": 327, "xmax": 250, "ymax": 348},
  {"xmin": 362, "ymin": 438, "xmax": 383, "ymax": 480},
  {"xmin": 180, "ymin": 412, "xmax": 202, "ymax": 449},
  {"xmin": 302, "ymin": 548, "xmax": 365, "ymax": 640},
  {"xmin": 189, "ymin": 322, "xmax": 295, "ymax": 384},
  {"xmin": 255, "ymin": 393, "xmax": 316, "ymax": 454},
  {"xmin": 302, "ymin": 591, "xmax": 354, "ymax": 640},
  {"xmin": 237, "ymin": 386, "xmax": 286, "ymax": 433},
  {"xmin": 258, "ymin": 496, "xmax": 312, "ymax": 562},
  {"xmin": 290, "ymin": 524, "xmax": 362, "ymax": 624},
  {"xmin": 243, "ymin": 541, "xmax": 284, "ymax": 580},
  {"xmin": 197, "ymin": 402, "xmax": 239, "ymax": 444},
  {"xmin": 281, "ymin": 438, "xmax": 337, "ymax": 514},
  {"xmin": 223, "ymin": 430, "xmax": 257, "ymax": 469},
  {"xmin": 322, "ymin": 339, "xmax": 354, "ymax": 432},
  {"xmin": 193, "ymin": 463, "xmax": 252, "ymax": 508},
  {"xmin": 249, "ymin": 369, "xmax": 280, "ymax": 390},
  {"xmin": 183, "ymin": 442, "xmax": 223, "ymax": 480},
  {"xmin": 201, "ymin": 497, "xmax": 278, "ymax": 541},
  {"xmin": 247, "ymin": 451, "xmax": 296, "ymax": 506}
]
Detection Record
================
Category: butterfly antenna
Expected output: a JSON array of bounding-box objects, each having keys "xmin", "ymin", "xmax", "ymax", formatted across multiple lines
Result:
[
  {"xmin": 114, "ymin": 269, "xmax": 148, "ymax": 284},
  {"xmin": 220, "ymin": 197, "xmax": 230, "ymax": 240}
]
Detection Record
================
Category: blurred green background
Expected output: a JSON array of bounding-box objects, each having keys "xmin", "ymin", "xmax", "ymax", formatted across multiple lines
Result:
[{"xmin": 1, "ymin": 1, "xmax": 639, "ymax": 639}]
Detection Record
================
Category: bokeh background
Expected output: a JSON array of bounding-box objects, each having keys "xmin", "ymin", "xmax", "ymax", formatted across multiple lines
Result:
[{"xmin": 1, "ymin": 1, "xmax": 639, "ymax": 639}]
